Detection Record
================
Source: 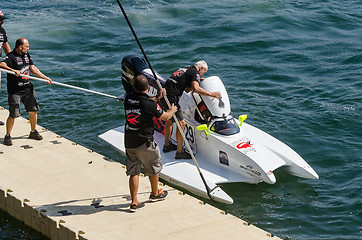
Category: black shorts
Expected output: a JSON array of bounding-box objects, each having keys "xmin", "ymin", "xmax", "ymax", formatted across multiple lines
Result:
[
  {"xmin": 8, "ymin": 87, "xmax": 39, "ymax": 118},
  {"xmin": 158, "ymin": 96, "xmax": 184, "ymax": 122}
]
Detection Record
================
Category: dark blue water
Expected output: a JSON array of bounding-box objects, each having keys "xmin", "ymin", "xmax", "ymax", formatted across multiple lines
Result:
[{"xmin": 0, "ymin": 1, "xmax": 361, "ymax": 239}]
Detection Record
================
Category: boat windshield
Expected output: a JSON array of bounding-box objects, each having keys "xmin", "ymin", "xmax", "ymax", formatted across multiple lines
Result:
[{"xmin": 210, "ymin": 118, "xmax": 240, "ymax": 135}]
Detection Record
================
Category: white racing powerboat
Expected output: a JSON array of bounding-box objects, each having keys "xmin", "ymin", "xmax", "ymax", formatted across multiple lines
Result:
[{"xmin": 99, "ymin": 55, "xmax": 319, "ymax": 204}]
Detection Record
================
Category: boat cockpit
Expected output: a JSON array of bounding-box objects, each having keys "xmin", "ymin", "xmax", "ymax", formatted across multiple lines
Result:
[{"xmin": 192, "ymin": 92, "xmax": 240, "ymax": 136}]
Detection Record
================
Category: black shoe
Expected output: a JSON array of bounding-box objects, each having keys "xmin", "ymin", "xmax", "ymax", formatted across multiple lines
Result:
[
  {"xmin": 0, "ymin": 121, "xmax": 4, "ymax": 126},
  {"xmin": 163, "ymin": 143, "xmax": 177, "ymax": 153},
  {"xmin": 149, "ymin": 189, "xmax": 168, "ymax": 202},
  {"xmin": 4, "ymin": 134, "xmax": 12, "ymax": 146},
  {"xmin": 129, "ymin": 202, "xmax": 145, "ymax": 212},
  {"xmin": 175, "ymin": 150, "xmax": 192, "ymax": 159},
  {"xmin": 29, "ymin": 130, "xmax": 43, "ymax": 140}
]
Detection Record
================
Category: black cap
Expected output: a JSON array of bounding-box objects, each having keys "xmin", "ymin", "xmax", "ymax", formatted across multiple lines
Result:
[{"xmin": 0, "ymin": 11, "xmax": 8, "ymax": 20}]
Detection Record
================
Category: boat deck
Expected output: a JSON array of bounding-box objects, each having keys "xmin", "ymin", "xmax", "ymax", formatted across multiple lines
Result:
[{"xmin": 0, "ymin": 107, "xmax": 280, "ymax": 240}]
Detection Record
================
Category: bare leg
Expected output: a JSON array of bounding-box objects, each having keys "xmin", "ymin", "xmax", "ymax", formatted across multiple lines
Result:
[
  {"xmin": 176, "ymin": 119, "xmax": 186, "ymax": 153},
  {"xmin": 6, "ymin": 116, "xmax": 15, "ymax": 135},
  {"xmin": 28, "ymin": 111, "xmax": 37, "ymax": 131},
  {"xmin": 149, "ymin": 174, "xmax": 159, "ymax": 196},
  {"xmin": 164, "ymin": 120, "xmax": 173, "ymax": 146},
  {"xmin": 129, "ymin": 175, "xmax": 140, "ymax": 205}
]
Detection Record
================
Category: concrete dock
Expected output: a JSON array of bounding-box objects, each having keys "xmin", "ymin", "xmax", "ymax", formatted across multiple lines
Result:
[{"xmin": 0, "ymin": 107, "xmax": 280, "ymax": 240}]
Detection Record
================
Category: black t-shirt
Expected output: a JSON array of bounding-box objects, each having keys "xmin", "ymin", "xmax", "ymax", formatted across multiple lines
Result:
[
  {"xmin": 124, "ymin": 92, "xmax": 163, "ymax": 148},
  {"xmin": 0, "ymin": 27, "xmax": 8, "ymax": 58},
  {"xmin": 1, "ymin": 50, "xmax": 34, "ymax": 94},
  {"xmin": 165, "ymin": 65, "xmax": 200, "ymax": 98}
]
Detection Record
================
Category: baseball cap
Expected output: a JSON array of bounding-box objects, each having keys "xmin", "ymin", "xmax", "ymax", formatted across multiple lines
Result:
[{"xmin": 0, "ymin": 11, "xmax": 8, "ymax": 20}]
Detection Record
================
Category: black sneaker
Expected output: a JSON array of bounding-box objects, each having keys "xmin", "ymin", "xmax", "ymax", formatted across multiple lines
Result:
[
  {"xmin": 4, "ymin": 134, "xmax": 12, "ymax": 146},
  {"xmin": 0, "ymin": 121, "xmax": 4, "ymax": 126},
  {"xmin": 29, "ymin": 130, "xmax": 43, "ymax": 140},
  {"xmin": 175, "ymin": 150, "xmax": 192, "ymax": 159},
  {"xmin": 149, "ymin": 189, "xmax": 168, "ymax": 202},
  {"xmin": 129, "ymin": 202, "xmax": 145, "ymax": 212},
  {"xmin": 163, "ymin": 143, "xmax": 177, "ymax": 153}
]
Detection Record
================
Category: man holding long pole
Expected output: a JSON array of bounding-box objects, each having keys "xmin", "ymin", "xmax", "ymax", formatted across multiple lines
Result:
[
  {"xmin": 0, "ymin": 37, "xmax": 52, "ymax": 146},
  {"xmin": 0, "ymin": 11, "xmax": 11, "ymax": 126},
  {"xmin": 125, "ymin": 74, "xmax": 177, "ymax": 211},
  {"xmin": 0, "ymin": 11, "xmax": 11, "ymax": 57}
]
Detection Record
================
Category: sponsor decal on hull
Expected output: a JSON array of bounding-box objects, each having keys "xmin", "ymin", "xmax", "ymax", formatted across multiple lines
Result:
[
  {"xmin": 219, "ymin": 151, "xmax": 229, "ymax": 166},
  {"xmin": 240, "ymin": 164, "xmax": 261, "ymax": 177},
  {"xmin": 232, "ymin": 137, "xmax": 256, "ymax": 154}
]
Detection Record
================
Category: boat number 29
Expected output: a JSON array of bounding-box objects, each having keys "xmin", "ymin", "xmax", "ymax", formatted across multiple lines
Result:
[{"xmin": 184, "ymin": 123, "xmax": 195, "ymax": 143}]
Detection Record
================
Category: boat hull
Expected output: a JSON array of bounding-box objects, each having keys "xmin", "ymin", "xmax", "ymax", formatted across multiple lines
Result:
[
  {"xmin": 99, "ymin": 75, "xmax": 318, "ymax": 204},
  {"xmin": 99, "ymin": 126, "xmax": 234, "ymax": 204}
]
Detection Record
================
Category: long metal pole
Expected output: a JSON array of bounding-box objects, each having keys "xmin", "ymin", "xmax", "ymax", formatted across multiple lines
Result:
[
  {"xmin": 0, "ymin": 68, "xmax": 122, "ymax": 101},
  {"xmin": 116, "ymin": 0, "xmax": 219, "ymax": 201}
]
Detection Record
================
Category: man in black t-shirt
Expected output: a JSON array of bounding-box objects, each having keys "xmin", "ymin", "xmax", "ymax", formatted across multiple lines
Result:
[
  {"xmin": 0, "ymin": 11, "xmax": 10, "ymax": 59},
  {"xmin": 0, "ymin": 37, "xmax": 52, "ymax": 146},
  {"xmin": 160, "ymin": 60, "xmax": 221, "ymax": 159},
  {"xmin": 0, "ymin": 11, "xmax": 11, "ymax": 126},
  {"xmin": 124, "ymin": 74, "xmax": 176, "ymax": 212}
]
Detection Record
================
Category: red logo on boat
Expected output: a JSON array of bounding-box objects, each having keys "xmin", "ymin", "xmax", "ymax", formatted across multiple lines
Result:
[
  {"xmin": 127, "ymin": 114, "xmax": 139, "ymax": 125},
  {"xmin": 236, "ymin": 141, "xmax": 253, "ymax": 149}
]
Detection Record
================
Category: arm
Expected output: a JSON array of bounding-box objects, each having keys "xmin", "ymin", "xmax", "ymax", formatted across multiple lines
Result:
[
  {"xmin": 189, "ymin": 81, "xmax": 221, "ymax": 99},
  {"xmin": 2, "ymin": 42, "xmax": 11, "ymax": 55},
  {"xmin": 151, "ymin": 88, "xmax": 166, "ymax": 101},
  {"xmin": 160, "ymin": 103, "xmax": 177, "ymax": 121},
  {"xmin": 29, "ymin": 65, "xmax": 52, "ymax": 84},
  {"xmin": 0, "ymin": 61, "xmax": 21, "ymax": 76}
]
